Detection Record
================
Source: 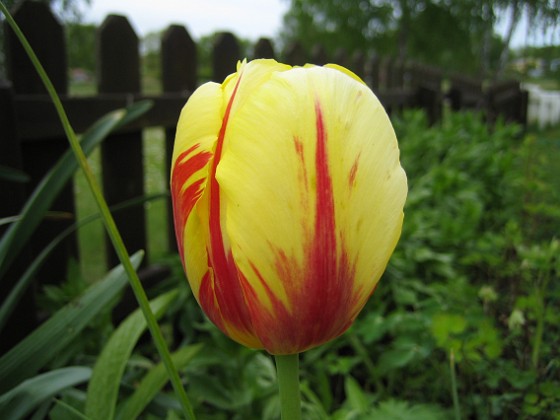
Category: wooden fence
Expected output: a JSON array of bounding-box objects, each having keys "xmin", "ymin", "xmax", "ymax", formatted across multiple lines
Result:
[{"xmin": 0, "ymin": 0, "xmax": 528, "ymax": 350}]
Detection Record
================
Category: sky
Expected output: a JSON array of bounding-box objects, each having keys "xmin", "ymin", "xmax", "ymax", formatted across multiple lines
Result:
[
  {"xmin": 82, "ymin": 0, "xmax": 558, "ymax": 48},
  {"xmin": 83, "ymin": 0, "xmax": 290, "ymax": 41}
]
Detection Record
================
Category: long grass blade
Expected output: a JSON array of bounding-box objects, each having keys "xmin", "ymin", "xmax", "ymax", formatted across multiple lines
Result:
[
  {"xmin": 116, "ymin": 344, "xmax": 203, "ymax": 420},
  {"xmin": 0, "ymin": 101, "xmax": 151, "ymax": 282},
  {"xmin": 0, "ymin": 193, "xmax": 166, "ymax": 334},
  {"xmin": 0, "ymin": 4, "xmax": 194, "ymax": 418},
  {"xmin": 0, "ymin": 251, "xmax": 143, "ymax": 394},
  {"xmin": 85, "ymin": 289, "xmax": 179, "ymax": 420},
  {"xmin": 0, "ymin": 367, "xmax": 91, "ymax": 420}
]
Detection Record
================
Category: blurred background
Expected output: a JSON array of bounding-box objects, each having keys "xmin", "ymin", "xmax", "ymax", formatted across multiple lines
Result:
[
  {"xmin": 1, "ymin": 0, "xmax": 559, "ymax": 88},
  {"xmin": 1, "ymin": 1, "xmax": 559, "ymax": 419}
]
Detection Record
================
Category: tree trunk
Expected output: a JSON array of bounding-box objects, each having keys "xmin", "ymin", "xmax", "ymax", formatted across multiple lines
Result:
[
  {"xmin": 480, "ymin": 2, "xmax": 493, "ymax": 78},
  {"xmin": 397, "ymin": 0, "xmax": 410, "ymax": 61},
  {"xmin": 495, "ymin": 1, "xmax": 521, "ymax": 81}
]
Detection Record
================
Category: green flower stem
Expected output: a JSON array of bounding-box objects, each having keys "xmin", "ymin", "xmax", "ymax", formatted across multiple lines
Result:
[
  {"xmin": 531, "ymin": 288, "xmax": 545, "ymax": 370},
  {"xmin": 449, "ymin": 349, "xmax": 461, "ymax": 420},
  {"xmin": 275, "ymin": 353, "xmax": 302, "ymax": 420},
  {"xmin": 348, "ymin": 331, "xmax": 384, "ymax": 392},
  {"xmin": 0, "ymin": 3, "xmax": 195, "ymax": 419}
]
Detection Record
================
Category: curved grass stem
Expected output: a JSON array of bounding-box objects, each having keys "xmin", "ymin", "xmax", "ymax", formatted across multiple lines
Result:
[{"xmin": 0, "ymin": 3, "xmax": 195, "ymax": 419}]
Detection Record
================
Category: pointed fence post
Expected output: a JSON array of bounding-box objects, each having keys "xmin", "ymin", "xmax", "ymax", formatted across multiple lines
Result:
[
  {"xmin": 212, "ymin": 32, "xmax": 240, "ymax": 82},
  {"xmin": 1, "ymin": 0, "xmax": 73, "ymax": 350},
  {"xmin": 4, "ymin": 0, "xmax": 67, "ymax": 94},
  {"xmin": 365, "ymin": 53, "xmax": 380, "ymax": 90},
  {"xmin": 283, "ymin": 42, "xmax": 306, "ymax": 66},
  {"xmin": 350, "ymin": 51, "xmax": 366, "ymax": 80},
  {"xmin": 253, "ymin": 37, "xmax": 275, "ymax": 59},
  {"xmin": 311, "ymin": 44, "xmax": 328, "ymax": 65},
  {"xmin": 0, "ymin": 81, "xmax": 36, "ymax": 353},
  {"xmin": 97, "ymin": 14, "xmax": 146, "ymax": 268},
  {"xmin": 161, "ymin": 24, "xmax": 197, "ymax": 252},
  {"xmin": 333, "ymin": 47, "xmax": 349, "ymax": 68},
  {"xmin": 3, "ymin": 0, "xmax": 76, "ymax": 285}
]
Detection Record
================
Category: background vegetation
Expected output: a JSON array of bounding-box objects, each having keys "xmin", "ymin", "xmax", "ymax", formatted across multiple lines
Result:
[
  {"xmin": 1, "ymin": 0, "xmax": 559, "ymax": 419},
  {"xmin": 4, "ymin": 109, "xmax": 558, "ymax": 419}
]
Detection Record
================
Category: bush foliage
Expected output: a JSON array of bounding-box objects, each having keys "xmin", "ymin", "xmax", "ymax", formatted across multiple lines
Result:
[{"xmin": 1, "ymin": 111, "xmax": 559, "ymax": 419}]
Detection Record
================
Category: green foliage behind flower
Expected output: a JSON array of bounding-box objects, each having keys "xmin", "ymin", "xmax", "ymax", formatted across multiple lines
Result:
[
  {"xmin": 109, "ymin": 110, "xmax": 557, "ymax": 419},
  {"xmin": 324, "ymin": 111, "xmax": 560, "ymax": 419},
  {"xmin": 2, "ymin": 106, "xmax": 558, "ymax": 419}
]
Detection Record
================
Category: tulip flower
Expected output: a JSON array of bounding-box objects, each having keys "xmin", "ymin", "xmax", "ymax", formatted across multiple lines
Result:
[{"xmin": 171, "ymin": 59, "xmax": 407, "ymax": 356}]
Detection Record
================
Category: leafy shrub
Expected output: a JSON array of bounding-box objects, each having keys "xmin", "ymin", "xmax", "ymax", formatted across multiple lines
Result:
[
  {"xmin": 322, "ymin": 111, "xmax": 560, "ymax": 419},
  {"xmin": 2, "ymin": 109, "xmax": 558, "ymax": 419}
]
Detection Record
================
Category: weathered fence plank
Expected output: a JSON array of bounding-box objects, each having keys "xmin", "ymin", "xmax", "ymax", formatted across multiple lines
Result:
[
  {"xmin": 97, "ymin": 14, "xmax": 146, "ymax": 268},
  {"xmin": 333, "ymin": 48, "xmax": 349, "ymax": 70},
  {"xmin": 161, "ymin": 24, "xmax": 197, "ymax": 251},
  {"xmin": 486, "ymin": 80, "xmax": 528, "ymax": 127},
  {"xmin": 0, "ymin": 0, "xmax": 531, "ymax": 354},
  {"xmin": 448, "ymin": 73, "xmax": 485, "ymax": 111},
  {"xmin": 365, "ymin": 54, "xmax": 380, "ymax": 90},
  {"xmin": 311, "ymin": 44, "xmax": 328, "ymax": 66},
  {"xmin": 253, "ymin": 37, "xmax": 275, "ymax": 59},
  {"xmin": 212, "ymin": 32, "xmax": 240, "ymax": 82},
  {"xmin": 4, "ymin": 0, "xmax": 77, "ymax": 289},
  {"xmin": 162, "ymin": 25, "xmax": 197, "ymax": 94},
  {"xmin": 350, "ymin": 51, "xmax": 366, "ymax": 80},
  {"xmin": 0, "ymin": 82, "xmax": 25, "ymax": 224},
  {"xmin": 0, "ymin": 82, "xmax": 36, "ymax": 353},
  {"xmin": 13, "ymin": 93, "xmax": 188, "ymax": 139},
  {"xmin": 4, "ymin": 1, "xmax": 66, "ymax": 94},
  {"xmin": 283, "ymin": 42, "xmax": 306, "ymax": 66},
  {"xmin": 1, "ymin": 1, "xmax": 76, "ymax": 351}
]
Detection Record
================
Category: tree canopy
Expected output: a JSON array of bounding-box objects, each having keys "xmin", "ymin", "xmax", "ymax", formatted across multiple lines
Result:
[{"xmin": 280, "ymin": 0, "xmax": 560, "ymax": 77}]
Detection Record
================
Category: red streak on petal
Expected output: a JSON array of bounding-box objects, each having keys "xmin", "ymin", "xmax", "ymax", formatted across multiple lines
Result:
[
  {"xmin": 349, "ymin": 157, "xmax": 359, "ymax": 187},
  {"xmin": 199, "ymin": 74, "xmax": 257, "ymax": 341},
  {"xmin": 293, "ymin": 136, "xmax": 309, "ymax": 190},
  {"xmin": 171, "ymin": 144, "xmax": 212, "ymax": 265},
  {"xmin": 312, "ymin": 100, "xmax": 337, "ymax": 288},
  {"xmin": 297, "ymin": 100, "xmax": 356, "ymax": 347},
  {"xmin": 197, "ymin": 271, "xmax": 226, "ymax": 330},
  {"xmin": 244, "ymin": 100, "xmax": 361, "ymax": 354}
]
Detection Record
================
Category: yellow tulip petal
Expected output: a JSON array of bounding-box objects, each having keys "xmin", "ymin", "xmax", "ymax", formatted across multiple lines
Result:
[
  {"xmin": 217, "ymin": 65, "xmax": 407, "ymax": 354},
  {"xmin": 223, "ymin": 59, "xmax": 292, "ymax": 119},
  {"xmin": 171, "ymin": 82, "xmax": 222, "ymax": 295},
  {"xmin": 324, "ymin": 63, "xmax": 366, "ymax": 85},
  {"xmin": 170, "ymin": 73, "xmax": 264, "ymax": 350}
]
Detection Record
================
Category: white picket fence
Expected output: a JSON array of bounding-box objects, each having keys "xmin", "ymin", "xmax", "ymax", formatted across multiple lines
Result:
[{"xmin": 524, "ymin": 83, "xmax": 560, "ymax": 129}]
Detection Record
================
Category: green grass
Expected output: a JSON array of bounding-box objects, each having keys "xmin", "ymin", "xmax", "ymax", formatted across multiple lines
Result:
[
  {"xmin": 523, "ymin": 77, "xmax": 560, "ymax": 90},
  {"xmin": 69, "ymin": 75, "xmax": 162, "ymax": 97},
  {"xmin": 69, "ymin": 76, "xmax": 171, "ymax": 282},
  {"xmin": 522, "ymin": 123, "xmax": 560, "ymax": 240},
  {"xmin": 143, "ymin": 127, "xmax": 170, "ymax": 261},
  {"xmin": 74, "ymin": 128, "xmax": 169, "ymax": 283}
]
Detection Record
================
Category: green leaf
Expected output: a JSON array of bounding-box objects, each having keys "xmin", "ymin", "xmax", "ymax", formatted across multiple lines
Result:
[
  {"xmin": 0, "ymin": 367, "xmax": 91, "ymax": 420},
  {"xmin": 84, "ymin": 288, "xmax": 179, "ymax": 420},
  {"xmin": 116, "ymin": 344, "xmax": 203, "ymax": 420},
  {"xmin": 344, "ymin": 376, "xmax": 370, "ymax": 413},
  {"xmin": 0, "ymin": 251, "xmax": 144, "ymax": 394},
  {"xmin": 0, "ymin": 164, "xmax": 29, "ymax": 184},
  {"xmin": 0, "ymin": 192, "xmax": 166, "ymax": 334},
  {"xmin": 370, "ymin": 399, "xmax": 448, "ymax": 420},
  {"xmin": 377, "ymin": 338, "xmax": 429, "ymax": 375},
  {"xmin": 431, "ymin": 313, "xmax": 467, "ymax": 347},
  {"xmin": 0, "ymin": 100, "xmax": 152, "ymax": 282}
]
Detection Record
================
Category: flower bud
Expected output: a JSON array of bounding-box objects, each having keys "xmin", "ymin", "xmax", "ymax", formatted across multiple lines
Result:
[{"xmin": 171, "ymin": 59, "xmax": 407, "ymax": 354}]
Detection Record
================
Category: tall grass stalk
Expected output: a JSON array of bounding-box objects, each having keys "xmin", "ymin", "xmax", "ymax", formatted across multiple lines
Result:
[
  {"xmin": 450, "ymin": 349, "xmax": 461, "ymax": 420},
  {"xmin": 0, "ymin": 3, "xmax": 195, "ymax": 419}
]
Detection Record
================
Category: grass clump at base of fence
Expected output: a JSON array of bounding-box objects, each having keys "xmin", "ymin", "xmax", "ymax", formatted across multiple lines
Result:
[{"xmin": 73, "ymin": 127, "xmax": 170, "ymax": 283}]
